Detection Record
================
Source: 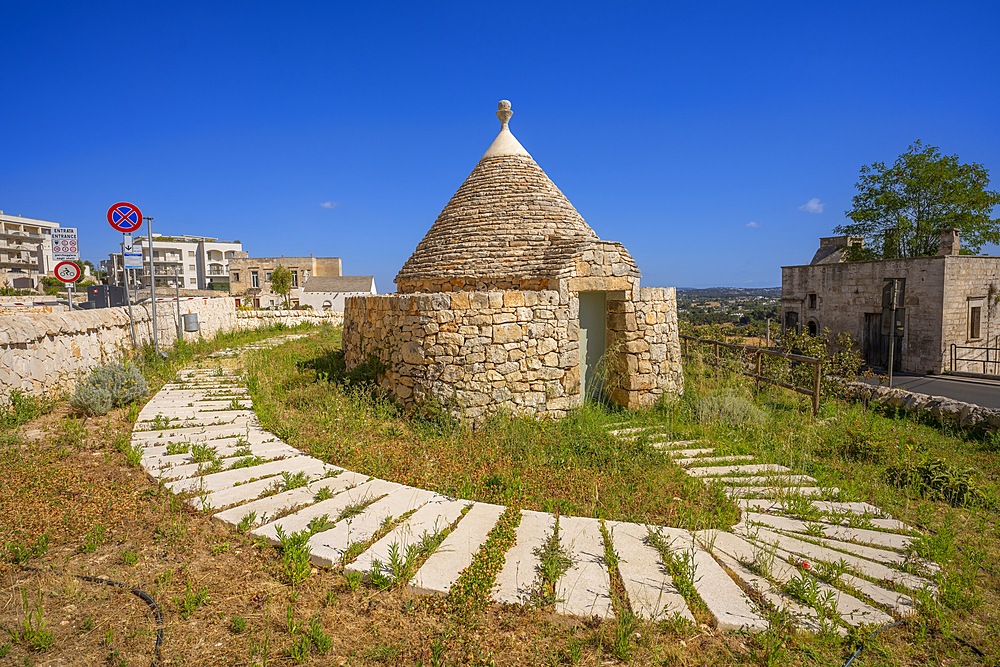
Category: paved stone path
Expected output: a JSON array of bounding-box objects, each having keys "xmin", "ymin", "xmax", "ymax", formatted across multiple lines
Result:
[{"xmin": 132, "ymin": 340, "xmax": 938, "ymax": 632}]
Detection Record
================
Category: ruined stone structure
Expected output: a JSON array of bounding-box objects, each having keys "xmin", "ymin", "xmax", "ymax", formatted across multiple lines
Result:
[
  {"xmin": 782, "ymin": 230, "xmax": 1000, "ymax": 375},
  {"xmin": 343, "ymin": 101, "xmax": 683, "ymax": 422}
]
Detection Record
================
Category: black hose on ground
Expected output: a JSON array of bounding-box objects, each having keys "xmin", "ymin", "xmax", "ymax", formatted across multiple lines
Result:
[{"xmin": 75, "ymin": 574, "xmax": 163, "ymax": 667}]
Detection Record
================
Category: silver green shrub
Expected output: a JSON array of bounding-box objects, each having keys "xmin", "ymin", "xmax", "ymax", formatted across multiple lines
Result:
[
  {"xmin": 694, "ymin": 389, "xmax": 765, "ymax": 428},
  {"xmin": 70, "ymin": 363, "xmax": 147, "ymax": 416}
]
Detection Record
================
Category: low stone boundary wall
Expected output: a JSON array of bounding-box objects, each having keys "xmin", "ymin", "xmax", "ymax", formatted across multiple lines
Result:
[
  {"xmin": 0, "ymin": 298, "xmax": 342, "ymax": 401},
  {"xmin": 846, "ymin": 381, "xmax": 1000, "ymax": 431}
]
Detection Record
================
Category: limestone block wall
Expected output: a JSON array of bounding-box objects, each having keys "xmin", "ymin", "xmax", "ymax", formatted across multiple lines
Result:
[
  {"xmin": 0, "ymin": 299, "xmax": 342, "ymax": 401},
  {"xmin": 607, "ymin": 288, "xmax": 684, "ymax": 407},
  {"xmin": 942, "ymin": 258, "xmax": 1000, "ymax": 374},
  {"xmin": 343, "ymin": 290, "xmax": 580, "ymax": 423},
  {"xmin": 782, "ymin": 258, "xmax": 946, "ymax": 373}
]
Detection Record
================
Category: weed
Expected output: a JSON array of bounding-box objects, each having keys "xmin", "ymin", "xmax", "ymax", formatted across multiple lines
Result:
[
  {"xmin": 306, "ymin": 514, "xmax": 335, "ymax": 536},
  {"xmin": 174, "ymin": 582, "xmax": 210, "ymax": 619},
  {"xmin": 210, "ymin": 541, "xmax": 231, "ymax": 555},
  {"xmin": 530, "ymin": 518, "xmax": 573, "ymax": 607},
  {"xmin": 0, "ymin": 390, "xmax": 49, "ymax": 429},
  {"xmin": 121, "ymin": 550, "xmax": 139, "ymax": 566},
  {"xmin": 190, "ymin": 442, "xmax": 219, "ymax": 463},
  {"xmin": 70, "ymin": 363, "xmax": 147, "ymax": 416},
  {"xmin": 56, "ymin": 417, "xmax": 87, "ymax": 448},
  {"xmin": 304, "ymin": 616, "xmax": 332, "ymax": 653},
  {"xmin": 16, "ymin": 591, "xmax": 54, "ymax": 652},
  {"xmin": 275, "ymin": 526, "xmax": 313, "ymax": 587},
  {"xmin": 5, "ymin": 534, "xmax": 49, "ymax": 565},
  {"xmin": 886, "ymin": 458, "xmax": 987, "ymax": 508},
  {"xmin": 228, "ymin": 397, "xmax": 246, "ymax": 410},
  {"xmin": 314, "ymin": 486, "xmax": 334, "ymax": 501},
  {"xmin": 236, "ymin": 512, "xmax": 258, "ymax": 534},
  {"xmin": 448, "ymin": 507, "xmax": 520, "ymax": 615},
  {"xmin": 81, "ymin": 524, "xmax": 107, "ymax": 553},
  {"xmin": 611, "ymin": 608, "xmax": 638, "ymax": 662},
  {"xmin": 344, "ymin": 570, "xmax": 364, "ymax": 592},
  {"xmin": 166, "ymin": 442, "xmax": 190, "ymax": 455},
  {"xmin": 229, "ymin": 455, "xmax": 266, "ymax": 469},
  {"xmin": 229, "ymin": 614, "xmax": 247, "ymax": 632}
]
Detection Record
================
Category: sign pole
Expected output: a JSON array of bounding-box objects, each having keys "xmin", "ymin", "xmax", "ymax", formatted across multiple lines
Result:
[
  {"xmin": 145, "ymin": 216, "xmax": 159, "ymax": 357},
  {"xmin": 174, "ymin": 265, "xmax": 182, "ymax": 340},
  {"xmin": 887, "ymin": 279, "xmax": 897, "ymax": 388},
  {"xmin": 68, "ymin": 281, "xmax": 73, "ymax": 312},
  {"xmin": 123, "ymin": 235, "xmax": 138, "ymax": 350}
]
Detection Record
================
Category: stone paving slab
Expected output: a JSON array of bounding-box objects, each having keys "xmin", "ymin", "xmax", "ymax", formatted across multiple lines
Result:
[
  {"xmin": 308, "ymin": 485, "xmax": 439, "ymax": 568},
  {"xmin": 653, "ymin": 527, "xmax": 768, "ymax": 632},
  {"xmin": 143, "ymin": 442, "xmax": 300, "ymax": 477},
  {"xmin": 604, "ymin": 520, "xmax": 693, "ymax": 621},
  {"xmin": 664, "ymin": 448, "xmax": 716, "ymax": 458},
  {"xmin": 253, "ymin": 477, "xmax": 404, "ymax": 543},
  {"xmin": 213, "ymin": 471, "xmax": 372, "ymax": 527},
  {"xmin": 649, "ymin": 440, "xmax": 705, "ymax": 449},
  {"xmin": 166, "ymin": 455, "xmax": 330, "ymax": 495},
  {"xmin": 743, "ymin": 512, "xmax": 912, "ymax": 551},
  {"xmin": 349, "ymin": 497, "xmax": 468, "ymax": 578},
  {"xmin": 725, "ymin": 486, "xmax": 834, "ymax": 499},
  {"xmin": 555, "ymin": 516, "xmax": 614, "ymax": 619},
  {"xmin": 710, "ymin": 475, "xmax": 817, "ymax": 486},
  {"xmin": 410, "ymin": 503, "xmax": 507, "ymax": 596},
  {"xmin": 493, "ymin": 510, "xmax": 555, "ymax": 606},
  {"xmin": 687, "ymin": 464, "xmax": 791, "ymax": 478},
  {"xmin": 677, "ymin": 455, "xmax": 756, "ymax": 467},
  {"xmin": 737, "ymin": 526, "xmax": 933, "ymax": 592},
  {"xmin": 701, "ymin": 529, "xmax": 893, "ymax": 627},
  {"xmin": 199, "ymin": 461, "xmax": 338, "ymax": 510}
]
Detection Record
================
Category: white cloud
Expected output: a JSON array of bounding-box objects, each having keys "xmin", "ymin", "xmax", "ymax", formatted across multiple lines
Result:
[
  {"xmin": 320, "ymin": 201, "xmax": 338, "ymax": 209},
  {"xmin": 799, "ymin": 198, "xmax": 824, "ymax": 214},
  {"xmin": 746, "ymin": 220, "xmax": 760, "ymax": 229}
]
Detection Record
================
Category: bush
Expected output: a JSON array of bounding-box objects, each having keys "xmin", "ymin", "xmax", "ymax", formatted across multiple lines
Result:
[
  {"xmin": 70, "ymin": 363, "xmax": 148, "ymax": 416},
  {"xmin": 693, "ymin": 389, "xmax": 765, "ymax": 428}
]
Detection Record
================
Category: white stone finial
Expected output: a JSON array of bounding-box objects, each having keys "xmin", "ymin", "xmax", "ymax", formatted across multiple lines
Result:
[{"xmin": 497, "ymin": 100, "xmax": 513, "ymax": 128}]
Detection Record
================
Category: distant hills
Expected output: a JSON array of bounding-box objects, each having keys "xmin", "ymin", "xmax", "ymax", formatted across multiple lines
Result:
[{"xmin": 676, "ymin": 287, "xmax": 781, "ymax": 298}]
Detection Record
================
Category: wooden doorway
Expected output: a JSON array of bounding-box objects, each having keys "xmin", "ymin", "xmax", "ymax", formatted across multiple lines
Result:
[{"xmin": 863, "ymin": 312, "xmax": 902, "ymax": 371}]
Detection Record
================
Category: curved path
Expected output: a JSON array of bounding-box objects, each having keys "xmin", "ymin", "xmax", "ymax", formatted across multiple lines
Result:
[{"xmin": 132, "ymin": 338, "xmax": 937, "ymax": 632}]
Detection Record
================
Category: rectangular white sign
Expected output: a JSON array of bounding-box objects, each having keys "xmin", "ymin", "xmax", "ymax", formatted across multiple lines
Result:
[
  {"xmin": 51, "ymin": 227, "xmax": 79, "ymax": 261},
  {"xmin": 124, "ymin": 252, "xmax": 144, "ymax": 269}
]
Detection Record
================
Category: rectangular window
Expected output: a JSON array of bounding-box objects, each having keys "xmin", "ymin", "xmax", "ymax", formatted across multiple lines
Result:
[
  {"xmin": 189, "ymin": 264, "xmax": 196, "ymax": 271},
  {"xmin": 969, "ymin": 297, "xmax": 985, "ymax": 340},
  {"xmin": 251, "ymin": 271, "xmax": 259, "ymax": 288},
  {"xmin": 232, "ymin": 272, "xmax": 240, "ymax": 283},
  {"xmin": 188, "ymin": 251, "xmax": 195, "ymax": 257},
  {"xmin": 291, "ymin": 270, "xmax": 298, "ymax": 287},
  {"xmin": 265, "ymin": 271, "xmax": 273, "ymax": 282},
  {"xmin": 189, "ymin": 277, "xmax": 196, "ymax": 285},
  {"xmin": 808, "ymin": 293, "xmax": 817, "ymax": 309}
]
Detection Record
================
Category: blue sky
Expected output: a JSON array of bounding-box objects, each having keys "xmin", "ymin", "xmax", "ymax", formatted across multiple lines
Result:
[{"xmin": 3, "ymin": 1, "xmax": 998, "ymax": 290}]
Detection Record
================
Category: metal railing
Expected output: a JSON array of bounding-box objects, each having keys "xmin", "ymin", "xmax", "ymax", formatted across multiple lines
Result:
[
  {"xmin": 950, "ymin": 342, "xmax": 1000, "ymax": 376},
  {"xmin": 680, "ymin": 334, "xmax": 823, "ymax": 415}
]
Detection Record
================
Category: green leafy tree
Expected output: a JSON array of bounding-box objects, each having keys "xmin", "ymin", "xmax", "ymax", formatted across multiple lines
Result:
[
  {"xmin": 835, "ymin": 141, "xmax": 1000, "ymax": 258},
  {"xmin": 270, "ymin": 264, "xmax": 292, "ymax": 308}
]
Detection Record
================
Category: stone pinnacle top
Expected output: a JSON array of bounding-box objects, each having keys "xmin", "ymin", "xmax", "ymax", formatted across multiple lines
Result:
[
  {"xmin": 496, "ymin": 99, "xmax": 513, "ymax": 127},
  {"xmin": 482, "ymin": 99, "xmax": 530, "ymax": 159}
]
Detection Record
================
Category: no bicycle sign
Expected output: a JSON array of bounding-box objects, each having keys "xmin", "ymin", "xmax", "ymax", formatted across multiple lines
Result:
[{"xmin": 107, "ymin": 202, "xmax": 143, "ymax": 233}]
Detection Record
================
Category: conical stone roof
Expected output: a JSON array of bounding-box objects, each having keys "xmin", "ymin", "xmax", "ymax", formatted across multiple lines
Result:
[{"xmin": 395, "ymin": 101, "xmax": 602, "ymax": 289}]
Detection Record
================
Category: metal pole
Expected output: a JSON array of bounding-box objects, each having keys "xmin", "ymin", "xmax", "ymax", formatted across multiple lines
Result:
[
  {"xmin": 174, "ymin": 265, "xmax": 182, "ymax": 341},
  {"xmin": 145, "ymin": 217, "xmax": 159, "ymax": 357},
  {"xmin": 122, "ymin": 236, "xmax": 138, "ymax": 350},
  {"xmin": 68, "ymin": 281, "xmax": 73, "ymax": 312}
]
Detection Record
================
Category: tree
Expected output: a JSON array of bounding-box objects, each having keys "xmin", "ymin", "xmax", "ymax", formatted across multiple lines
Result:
[
  {"xmin": 835, "ymin": 141, "xmax": 1000, "ymax": 258},
  {"xmin": 270, "ymin": 264, "xmax": 292, "ymax": 308}
]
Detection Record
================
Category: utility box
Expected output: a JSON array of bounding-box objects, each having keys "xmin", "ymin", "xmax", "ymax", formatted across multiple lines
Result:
[
  {"xmin": 87, "ymin": 285, "xmax": 109, "ymax": 308},
  {"xmin": 108, "ymin": 285, "xmax": 128, "ymax": 307},
  {"xmin": 182, "ymin": 313, "xmax": 200, "ymax": 332}
]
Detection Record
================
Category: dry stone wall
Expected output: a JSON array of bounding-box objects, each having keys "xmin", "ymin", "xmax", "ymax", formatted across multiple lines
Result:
[
  {"xmin": 607, "ymin": 288, "xmax": 684, "ymax": 408},
  {"xmin": 343, "ymin": 290, "xmax": 580, "ymax": 423},
  {"xmin": 0, "ymin": 298, "xmax": 341, "ymax": 400}
]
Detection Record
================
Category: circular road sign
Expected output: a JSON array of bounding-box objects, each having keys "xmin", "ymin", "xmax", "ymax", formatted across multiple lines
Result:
[
  {"xmin": 54, "ymin": 261, "xmax": 81, "ymax": 283},
  {"xmin": 107, "ymin": 202, "xmax": 143, "ymax": 233}
]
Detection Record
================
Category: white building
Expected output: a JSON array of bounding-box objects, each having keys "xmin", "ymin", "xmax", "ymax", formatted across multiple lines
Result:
[
  {"xmin": 130, "ymin": 234, "xmax": 243, "ymax": 291},
  {"xmin": 299, "ymin": 275, "xmax": 377, "ymax": 312},
  {"xmin": 0, "ymin": 210, "xmax": 58, "ymax": 290}
]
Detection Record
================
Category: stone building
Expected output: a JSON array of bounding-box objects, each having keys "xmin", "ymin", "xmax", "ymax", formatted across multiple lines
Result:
[
  {"xmin": 782, "ymin": 230, "xmax": 1000, "ymax": 374},
  {"xmin": 228, "ymin": 254, "xmax": 342, "ymax": 308},
  {"xmin": 343, "ymin": 101, "xmax": 683, "ymax": 422}
]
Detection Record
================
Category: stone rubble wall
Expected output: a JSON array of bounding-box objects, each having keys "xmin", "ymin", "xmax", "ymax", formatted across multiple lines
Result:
[
  {"xmin": 846, "ymin": 381, "xmax": 1000, "ymax": 431},
  {"xmin": 343, "ymin": 290, "xmax": 580, "ymax": 423},
  {"xmin": 343, "ymin": 286, "xmax": 686, "ymax": 424},
  {"xmin": 0, "ymin": 298, "xmax": 342, "ymax": 401},
  {"xmin": 607, "ymin": 287, "xmax": 684, "ymax": 408}
]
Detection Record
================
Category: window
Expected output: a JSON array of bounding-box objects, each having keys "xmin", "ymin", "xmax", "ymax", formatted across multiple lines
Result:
[
  {"xmin": 251, "ymin": 271, "xmax": 259, "ymax": 288},
  {"xmin": 807, "ymin": 320, "xmax": 818, "ymax": 336},
  {"xmin": 189, "ymin": 277, "xmax": 196, "ymax": 285},
  {"xmin": 784, "ymin": 311, "xmax": 799, "ymax": 333},
  {"xmin": 808, "ymin": 293, "xmax": 817, "ymax": 309},
  {"xmin": 291, "ymin": 270, "xmax": 298, "ymax": 287},
  {"xmin": 189, "ymin": 264, "xmax": 196, "ymax": 271},
  {"xmin": 969, "ymin": 297, "xmax": 985, "ymax": 340},
  {"xmin": 232, "ymin": 272, "xmax": 240, "ymax": 282},
  {"xmin": 188, "ymin": 251, "xmax": 195, "ymax": 257},
  {"xmin": 265, "ymin": 271, "xmax": 273, "ymax": 282},
  {"xmin": 322, "ymin": 300, "xmax": 332, "ymax": 311}
]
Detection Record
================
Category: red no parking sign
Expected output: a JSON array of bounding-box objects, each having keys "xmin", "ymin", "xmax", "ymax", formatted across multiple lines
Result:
[{"xmin": 107, "ymin": 202, "xmax": 143, "ymax": 232}]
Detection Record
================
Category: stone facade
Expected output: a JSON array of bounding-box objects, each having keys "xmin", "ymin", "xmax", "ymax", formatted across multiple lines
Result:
[
  {"xmin": 228, "ymin": 254, "xmax": 343, "ymax": 308},
  {"xmin": 0, "ymin": 299, "xmax": 342, "ymax": 401},
  {"xmin": 782, "ymin": 232, "xmax": 1000, "ymax": 375},
  {"xmin": 343, "ymin": 101, "xmax": 683, "ymax": 423}
]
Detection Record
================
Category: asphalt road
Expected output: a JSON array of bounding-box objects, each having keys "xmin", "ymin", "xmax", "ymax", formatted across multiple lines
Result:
[{"xmin": 867, "ymin": 374, "xmax": 1000, "ymax": 409}]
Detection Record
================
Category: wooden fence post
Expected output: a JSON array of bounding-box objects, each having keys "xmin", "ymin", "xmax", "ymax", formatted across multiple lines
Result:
[{"xmin": 812, "ymin": 360, "xmax": 821, "ymax": 416}]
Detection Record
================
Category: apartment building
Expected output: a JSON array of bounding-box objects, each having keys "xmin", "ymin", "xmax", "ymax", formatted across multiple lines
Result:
[
  {"xmin": 117, "ymin": 234, "xmax": 243, "ymax": 290},
  {"xmin": 0, "ymin": 211, "xmax": 58, "ymax": 290}
]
